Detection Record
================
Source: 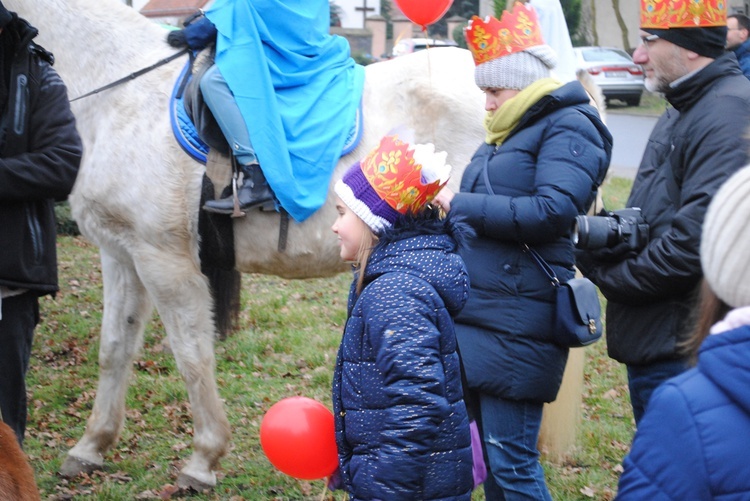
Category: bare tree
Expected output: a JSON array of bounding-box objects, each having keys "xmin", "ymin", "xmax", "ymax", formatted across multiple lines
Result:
[{"xmin": 611, "ymin": 0, "xmax": 630, "ymax": 50}]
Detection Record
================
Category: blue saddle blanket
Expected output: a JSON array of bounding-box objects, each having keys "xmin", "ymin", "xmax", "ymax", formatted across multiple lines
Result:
[{"xmin": 170, "ymin": 61, "xmax": 363, "ymax": 167}]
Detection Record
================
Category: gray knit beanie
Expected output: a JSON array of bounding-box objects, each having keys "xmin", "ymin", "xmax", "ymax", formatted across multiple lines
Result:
[
  {"xmin": 474, "ymin": 44, "xmax": 558, "ymax": 90},
  {"xmin": 701, "ymin": 165, "xmax": 750, "ymax": 308}
]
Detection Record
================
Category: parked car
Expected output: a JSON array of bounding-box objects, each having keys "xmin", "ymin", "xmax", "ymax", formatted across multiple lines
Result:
[
  {"xmin": 391, "ymin": 38, "xmax": 458, "ymax": 58},
  {"xmin": 573, "ymin": 46, "xmax": 645, "ymax": 107}
]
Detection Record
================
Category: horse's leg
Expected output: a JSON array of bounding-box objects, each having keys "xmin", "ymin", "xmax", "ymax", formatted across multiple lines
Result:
[
  {"xmin": 134, "ymin": 247, "xmax": 231, "ymax": 489},
  {"xmin": 60, "ymin": 250, "xmax": 152, "ymax": 477}
]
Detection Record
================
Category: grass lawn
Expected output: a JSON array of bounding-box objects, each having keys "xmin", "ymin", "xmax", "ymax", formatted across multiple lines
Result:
[
  {"xmin": 26, "ymin": 176, "xmax": 635, "ymax": 500},
  {"xmin": 606, "ymin": 91, "xmax": 668, "ymax": 117}
]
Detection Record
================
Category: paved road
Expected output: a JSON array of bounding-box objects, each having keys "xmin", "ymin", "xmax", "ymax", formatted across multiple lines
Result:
[{"xmin": 605, "ymin": 112, "xmax": 658, "ymax": 180}]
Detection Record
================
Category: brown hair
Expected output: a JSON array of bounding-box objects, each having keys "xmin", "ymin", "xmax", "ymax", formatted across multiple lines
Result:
[{"xmin": 681, "ymin": 279, "xmax": 731, "ymax": 365}]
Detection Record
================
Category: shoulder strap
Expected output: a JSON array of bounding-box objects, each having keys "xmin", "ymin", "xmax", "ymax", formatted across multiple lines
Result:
[{"xmin": 522, "ymin": 243, "xmax": 560, "ymax": 287}]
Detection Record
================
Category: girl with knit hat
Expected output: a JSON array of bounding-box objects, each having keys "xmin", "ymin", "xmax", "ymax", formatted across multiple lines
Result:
[
  {"xmin": 615, "ymin": 165, "xmax": 750, "ymax": 500},
  {"xmin": 330, "ymin": 132, "xmax": 475, "ymax": 500},
  {"xmin": 433, "ymin": 3, "xmax": 612, "ymax": 499}
]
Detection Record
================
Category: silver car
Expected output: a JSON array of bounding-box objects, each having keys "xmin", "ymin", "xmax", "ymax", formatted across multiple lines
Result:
[{"xmin": 573, "ymin": 46, "xmax": 645, "ymax": 107}]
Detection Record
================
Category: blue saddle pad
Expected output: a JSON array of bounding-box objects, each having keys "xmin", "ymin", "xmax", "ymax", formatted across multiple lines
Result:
[{"xmin": 169, "ymin": 59, "xmax": 362, "ymax": 166}]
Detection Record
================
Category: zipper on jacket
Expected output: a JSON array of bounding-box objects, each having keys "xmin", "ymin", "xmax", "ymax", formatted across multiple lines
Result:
[
  {"xmin": 13, "ymin": 74, "xmax": 27, "ymax": 136},
  {"xmin": 27, "ymin": 205, "xmax": 43, "ymax": 263}
]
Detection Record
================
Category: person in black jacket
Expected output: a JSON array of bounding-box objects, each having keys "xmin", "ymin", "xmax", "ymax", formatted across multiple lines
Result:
[
  {"xmin": 577, "ymin": 0, "xmax": 750, "ymax": 425},
  {"xmin": 434, "ymin": 3, "xmax": 612, "ymax": 499},
  {"xmin": 0, "ymin": 1, "xmax": 82, "ymax": 445}
]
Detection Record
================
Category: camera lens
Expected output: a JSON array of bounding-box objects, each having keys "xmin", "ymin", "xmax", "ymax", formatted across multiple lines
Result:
[{"xmin": 573, "ymin": 215, "xmax": 620, "ymax": 249}]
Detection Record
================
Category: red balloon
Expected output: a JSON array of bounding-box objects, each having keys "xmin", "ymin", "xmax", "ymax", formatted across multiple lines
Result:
[
  {"xmin": 260, "ymin": 397, "xmax": 338, "ymax": 480},
  {"xmin": 394, "ymin": 0, "xmax": 454, "ymax": 29}
]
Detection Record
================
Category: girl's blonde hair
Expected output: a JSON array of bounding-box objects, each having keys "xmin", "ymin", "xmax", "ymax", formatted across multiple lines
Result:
[{"xmin": 351, "ymin": 217, "xmax": 378, "ymax": 294}]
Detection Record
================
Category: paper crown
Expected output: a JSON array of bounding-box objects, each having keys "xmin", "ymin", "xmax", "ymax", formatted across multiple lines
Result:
[
  {"xmin": 465, "ymin": 2, "xmax": 545, "ymax": 66},
  {"xmin": 641, "ymin": 0, "xmax": 727, "ymax": 29},
  {"xmin": 360, "ymin": 134, "xmax": 449, "ymax": 215}
]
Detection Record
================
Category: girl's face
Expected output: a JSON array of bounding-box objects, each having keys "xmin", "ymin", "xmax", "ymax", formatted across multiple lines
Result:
[
  {"xmin": 332, "ymin": 197, "xmax": 368, "ymax": 262},
  {"xmin": 483, "ymin": 87, "xmax": 521, "ymax": 114}
]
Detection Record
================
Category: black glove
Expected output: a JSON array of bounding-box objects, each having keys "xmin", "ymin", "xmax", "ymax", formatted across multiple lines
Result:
[
  {"xmin": 574, "ymin": 248, "xmax": 597, "ymax": 277},
  {"xmin": 590, "ymin": 241, "xmax": 639, "ymax": 263},
  {"xmin": 167, "ymin": 29, "xmax": 188, "ymax": 48}
]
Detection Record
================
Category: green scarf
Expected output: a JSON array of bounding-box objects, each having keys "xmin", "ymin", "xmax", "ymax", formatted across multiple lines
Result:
[{"xmin": 484, "ymin": 78, "xmax": 564, "ymax": 145}]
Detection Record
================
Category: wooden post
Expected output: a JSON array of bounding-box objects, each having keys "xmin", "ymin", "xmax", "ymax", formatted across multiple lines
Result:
[{"xmin": 539, "ymin": 343, "xmax": 585, "ymax": 463}]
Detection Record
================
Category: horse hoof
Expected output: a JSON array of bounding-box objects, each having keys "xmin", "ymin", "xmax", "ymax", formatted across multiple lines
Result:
[
  {"xmin": 176, "ymin": 472, "xmax": 214, "ymax": 492},
  {"xmin": 59, "ymin": 454, "xmax": 103, "ymax": 478}
]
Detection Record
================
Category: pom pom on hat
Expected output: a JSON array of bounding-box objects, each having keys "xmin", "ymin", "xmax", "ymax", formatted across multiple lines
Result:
[
  {"xmin": 701, "ymin": 165, "xmax": 750, "ymax": 308},
  {"xmin": 334, "ymin": 134, "xmax": 451, "ymax": 234}
]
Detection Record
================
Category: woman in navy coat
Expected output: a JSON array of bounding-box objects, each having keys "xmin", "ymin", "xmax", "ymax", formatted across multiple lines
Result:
[{"xmin": 434, "ymin": 4, "xmax": 612, "ymax": 499}]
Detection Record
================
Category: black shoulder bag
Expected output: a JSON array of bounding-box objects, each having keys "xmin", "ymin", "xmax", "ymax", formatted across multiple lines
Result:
[{"xmin": 524, "ymin": 245, "xmax": 602, "ymax": 347}]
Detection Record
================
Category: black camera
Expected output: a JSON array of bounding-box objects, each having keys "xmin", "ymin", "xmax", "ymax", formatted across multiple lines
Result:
[{"xmin": 573, "ymin": 207, "xmax": 649, "ymax": 251}]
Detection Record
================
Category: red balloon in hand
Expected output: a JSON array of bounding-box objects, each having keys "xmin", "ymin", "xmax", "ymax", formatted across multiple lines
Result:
[
  {"xmin": 394, "ymin": 0, "xmax": 454, "ymax": 30},
  {"xmin": 260, "ymin": 397, "xmax": 339, "ymax": 480}
]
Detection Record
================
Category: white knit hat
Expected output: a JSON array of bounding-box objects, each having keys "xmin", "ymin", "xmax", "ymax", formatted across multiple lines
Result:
[
  {"xmin": 474, "ymin": 44, "xmax": 558, "ymax": 90},
  {"xmin": 701, "ymin": 165, "xmax": 750, "ymax": 308},
  {"xmin": 334, "ymin": 133, "xmax": 451, "ymax": 233}
]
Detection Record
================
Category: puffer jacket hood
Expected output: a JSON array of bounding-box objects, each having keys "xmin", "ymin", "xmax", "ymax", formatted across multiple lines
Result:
[
  {"xmin": 364, "ymin": 209, "xmax": 472, "ymax": 316},
  {"xmin": 616, "ymin": 324, "xmax": 750, "ymax": 500},
  {"xmin": 700, "ymin": 325, "xmax": 750, "ymax": 415}
]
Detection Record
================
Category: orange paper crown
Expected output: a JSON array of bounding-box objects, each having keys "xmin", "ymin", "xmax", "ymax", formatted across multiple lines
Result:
[
  {"xmin": 464, "ymin": 2, "xmax": 545, "ymax": 66},
  {"xmin": 360, "ymin": 135, "xmax": 447, "ymax": 215},
  {"xmin": 641, "ymin": 0, "xmax": 727, "ymax": 29}
]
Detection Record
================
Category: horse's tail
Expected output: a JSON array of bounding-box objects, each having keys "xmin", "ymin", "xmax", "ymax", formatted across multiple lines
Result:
[
  {"xmin": 199, "ymin": 175, "xmax": 242, "ymax": 340},
  {"xmin": 202, "ymin": 265, "xmax": 241, "ymax": 340}
]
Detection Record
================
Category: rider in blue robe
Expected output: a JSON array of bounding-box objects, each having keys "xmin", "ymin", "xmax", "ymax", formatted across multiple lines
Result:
[{"xmin": 171, "ymin": 0, "xmax": 364, "ymax": 222}]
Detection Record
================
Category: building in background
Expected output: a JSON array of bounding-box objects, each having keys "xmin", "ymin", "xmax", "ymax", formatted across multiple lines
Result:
[
  {"xmin": 337, "ymin": 0, "xmax": 381, "ymax": 29},
  {"xmin": 138, "ymin": 0, "xmax": 211, "ymax": 26},
  {"xmin": 117, "ymin": 0, "xmax": 750, "ymax": 61}
]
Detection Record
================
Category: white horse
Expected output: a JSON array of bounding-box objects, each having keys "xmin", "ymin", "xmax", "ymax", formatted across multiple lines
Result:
[{"xmin": 5, "ymin": 0, "xmax": 487, "ymax": 489}]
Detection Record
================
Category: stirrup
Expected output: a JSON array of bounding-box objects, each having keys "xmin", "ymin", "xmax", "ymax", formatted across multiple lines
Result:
[{"xmin": 231, "ymin": 174, "xmax": 245, "ymax": 218}]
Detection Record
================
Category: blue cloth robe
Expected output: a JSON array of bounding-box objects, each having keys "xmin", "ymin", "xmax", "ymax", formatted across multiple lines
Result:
[{"xmin": 206, "ymin": 0, "xmax": 364, "ymax": 221}]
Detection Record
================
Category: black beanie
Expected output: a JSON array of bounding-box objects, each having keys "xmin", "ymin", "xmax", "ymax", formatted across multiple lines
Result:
[
  {"xmin": 644, "ymin": 25, "xmax": 727, "ymax": 59},
  {"xmin": 0, "ymin": 2, "xmax": 12, "ymax": 30}
]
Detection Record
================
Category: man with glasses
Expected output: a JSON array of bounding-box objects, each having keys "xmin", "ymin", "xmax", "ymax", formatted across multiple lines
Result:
[
  {"xmin": 577, "ymin": 0, "xmax": 750, "ymax": 425},
  {"xmin": 727, "ymin": 13, "xmax": 750, "ymax": 78}
]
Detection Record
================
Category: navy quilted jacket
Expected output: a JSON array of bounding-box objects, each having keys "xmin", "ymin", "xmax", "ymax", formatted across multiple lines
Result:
[
  {"xmin": 332, "ymin": 213, "xmax": 474, "ymax": 501},
  {"xmin": 616, "ymin": 324, "xmax": 750, "ymax": 500},
  {"xmin": 451, "ymin": 81, "xmax": 612, "ymax": 402}
]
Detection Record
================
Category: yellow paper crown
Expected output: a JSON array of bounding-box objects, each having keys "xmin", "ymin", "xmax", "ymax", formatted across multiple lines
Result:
[
  {"xmin": 641, "ymin": 0, "xmax": 727, "ymax": 29},
  {"xmin": 464, "ymin": 2, "xmax": 545, "ymax": 66},
  {"xmin": 360, "ymin": 135, "xmax": 448, "ymax": 215}
]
